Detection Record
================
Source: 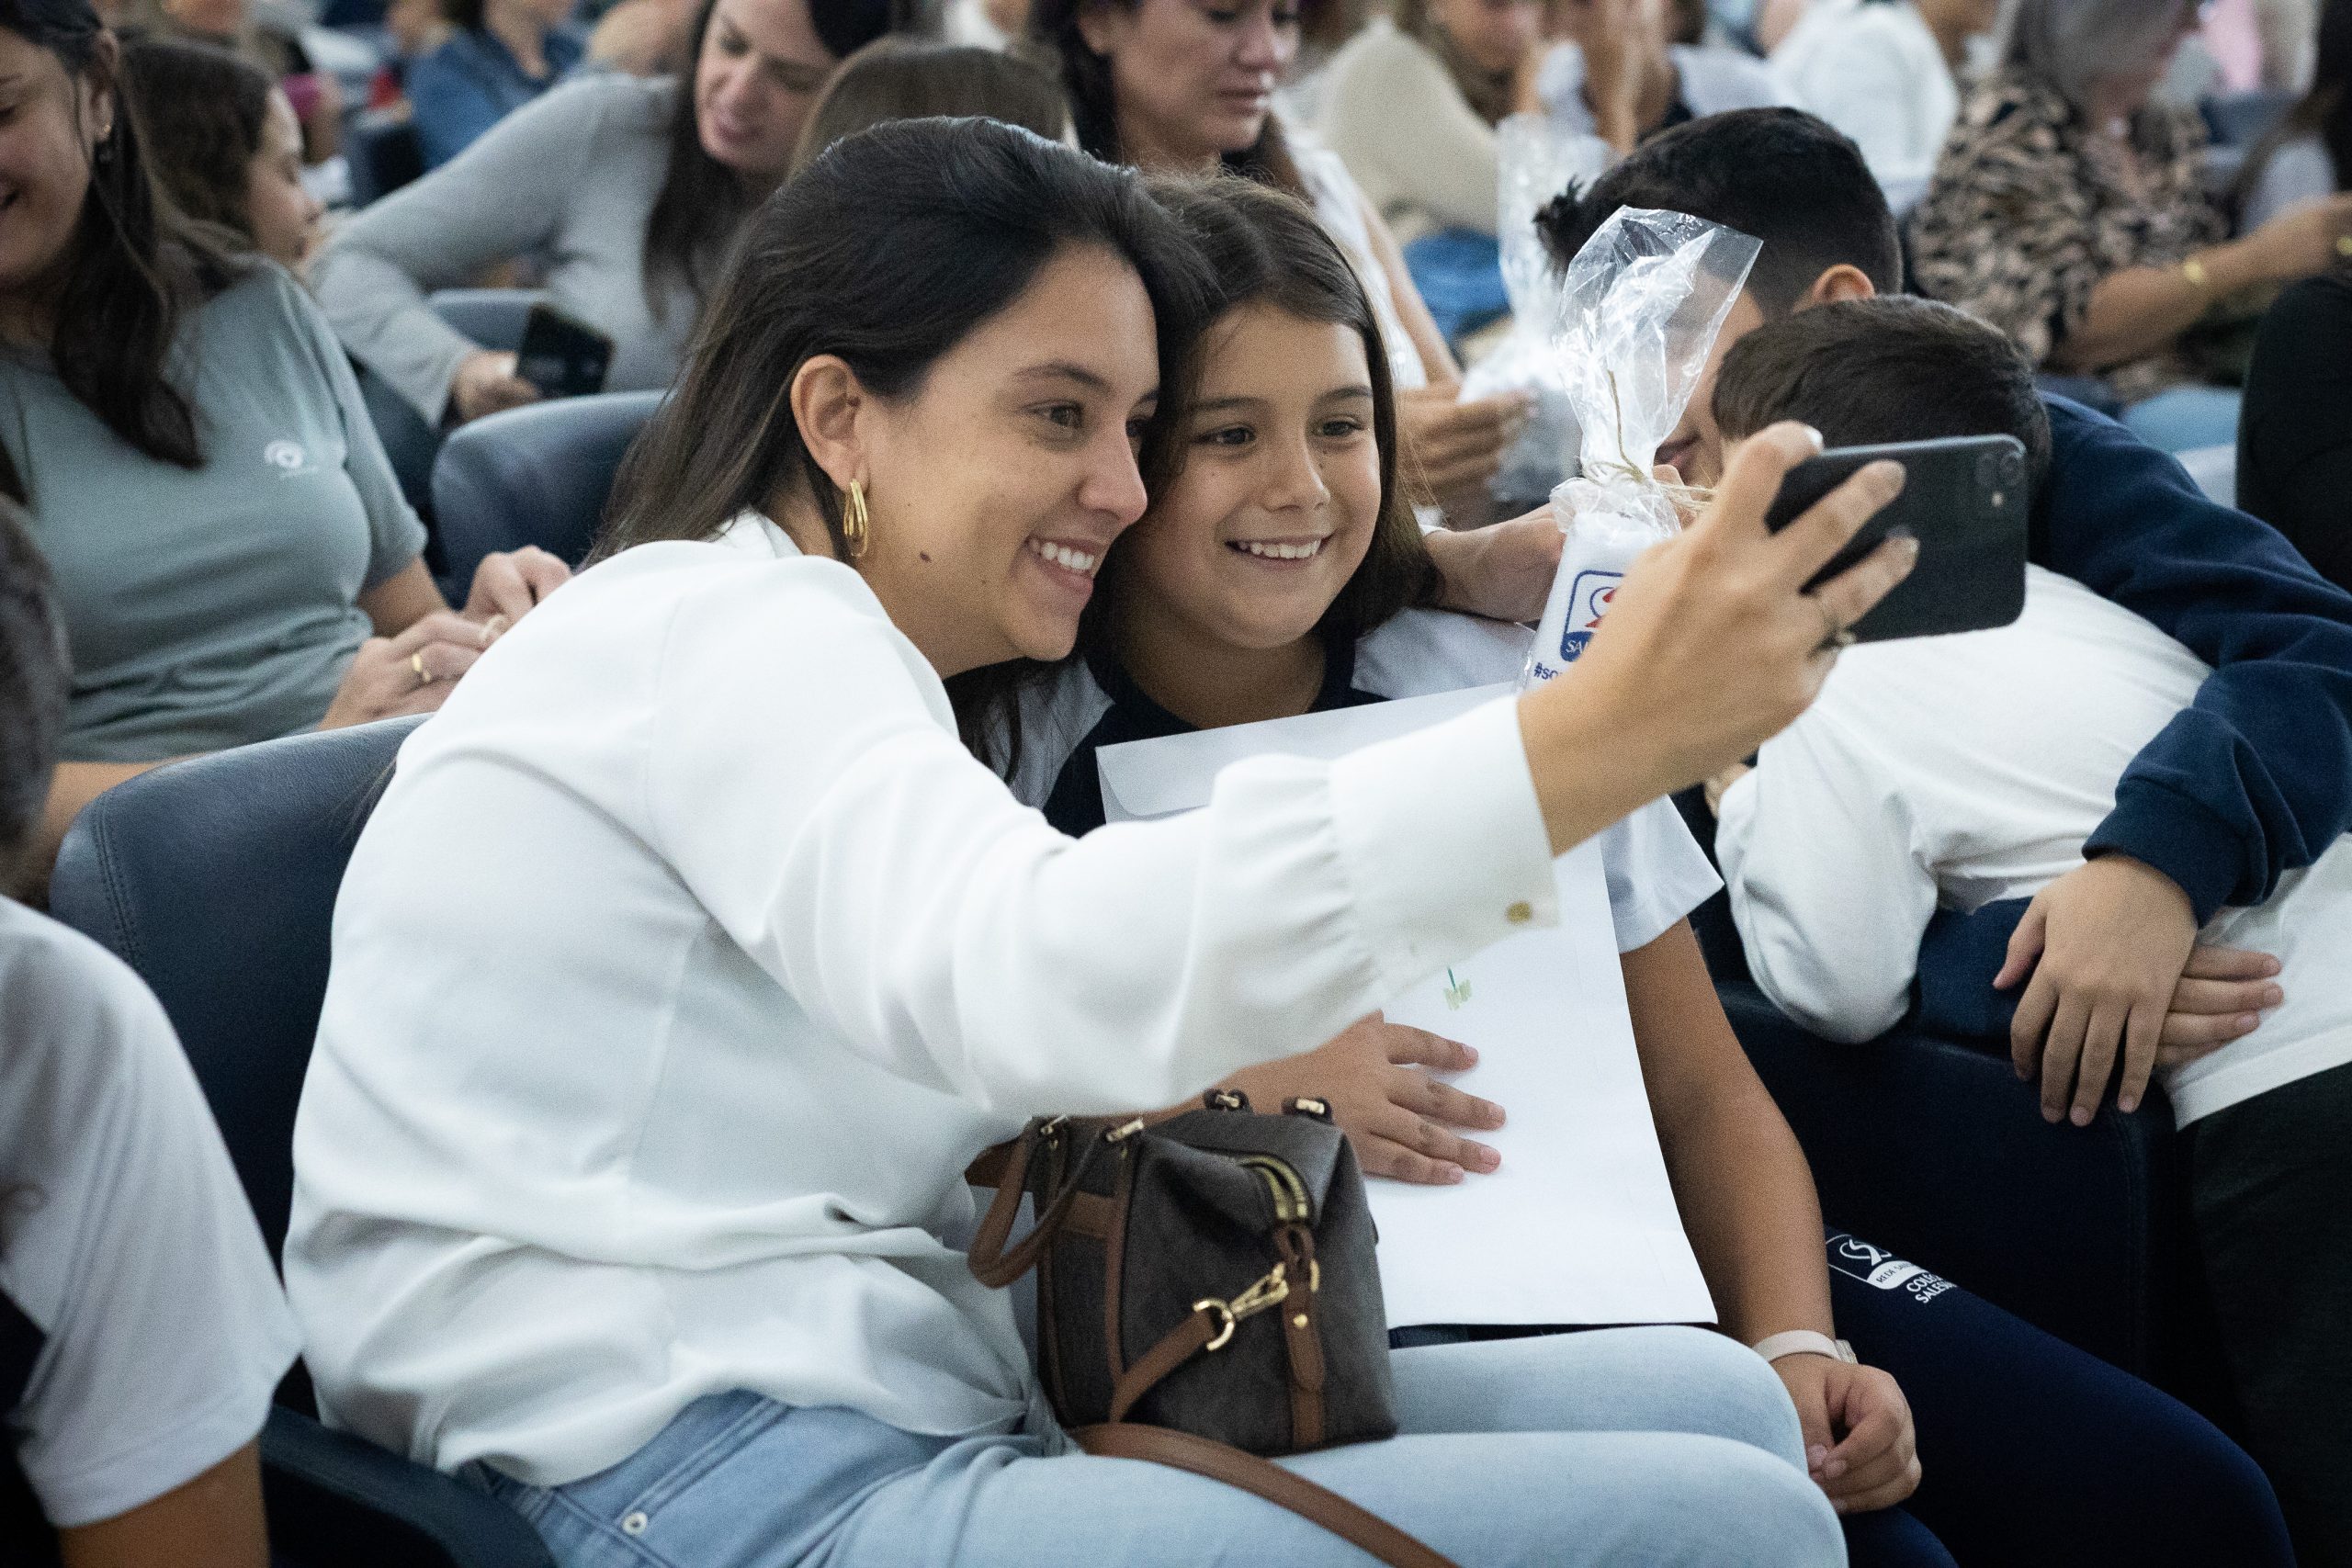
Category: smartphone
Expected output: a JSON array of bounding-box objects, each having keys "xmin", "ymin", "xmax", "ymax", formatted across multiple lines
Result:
[
  {"xmin": 515, "ymin": 304, "xmax": 615, "ymax": 400},
  {"xmin": 1763, "ymin": 434, "xmax": 2030, "ymax": 643}
]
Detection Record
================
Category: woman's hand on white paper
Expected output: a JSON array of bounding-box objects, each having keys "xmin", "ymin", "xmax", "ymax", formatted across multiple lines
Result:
[
  {"xmin": 1772, "ymin": 1355, "xmax": 1921, "ymax": 1516},
  {"xmin": 1224, "ymin": 1013, "xmax": 1505, "ymax": 1187}
]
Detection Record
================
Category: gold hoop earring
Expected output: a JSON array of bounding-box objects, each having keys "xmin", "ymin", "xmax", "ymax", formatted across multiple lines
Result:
[{"xmin": 842, "ymin": 479, "xmax": 870, "ymax": 559}]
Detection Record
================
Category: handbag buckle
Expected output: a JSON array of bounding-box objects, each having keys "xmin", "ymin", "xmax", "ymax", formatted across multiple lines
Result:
[{"xmin": 1194, "ymin": 1262, "xmax": 1291, "ymax": 1352}]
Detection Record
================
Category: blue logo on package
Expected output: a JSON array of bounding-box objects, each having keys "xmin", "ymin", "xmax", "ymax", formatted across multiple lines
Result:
[{"xmin": 1557, "ymin": 570, "xmax": 1623, "ymax": 661}]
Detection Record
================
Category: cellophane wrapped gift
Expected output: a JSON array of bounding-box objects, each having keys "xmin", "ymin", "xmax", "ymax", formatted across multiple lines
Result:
[
  {"xmin": 1522, "ymin": 207, "xmax": 1761, "ymax": 687},
  {"xmin": 1456, "ymin": 116, "xmax": 1610, "ymax": 513}
]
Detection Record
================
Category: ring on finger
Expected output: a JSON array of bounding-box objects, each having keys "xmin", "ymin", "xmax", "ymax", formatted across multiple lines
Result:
[
  {"xmin": 410, "ymin": 649, "xmax": 432, "ymax": 687},
  {"xmin": 480, "ymin": 613, "xmax": 510, "ymax": 646}
]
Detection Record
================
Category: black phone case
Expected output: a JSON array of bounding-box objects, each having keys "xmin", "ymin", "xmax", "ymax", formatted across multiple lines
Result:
[
  {"xmin": 515, "ymin": 305, "xmax": 615, "ymax": 400},
  {"xmin": 1763, "ymin": 435, "xmax": 2030, "ymax": 643}
]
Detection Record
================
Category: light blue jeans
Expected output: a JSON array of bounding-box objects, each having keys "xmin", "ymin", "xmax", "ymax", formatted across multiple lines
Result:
[
  {"xmin": 479, "ymin": 1325, "xmax": 1844, "ymax": 1567},
  {"xmin": 2120, "ymin": 384, "xmax": 2244, "ymax": 454}
]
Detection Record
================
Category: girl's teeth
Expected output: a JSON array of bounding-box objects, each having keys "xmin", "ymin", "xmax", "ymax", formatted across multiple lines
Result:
[
  {"xmin": 1235, "ymin": 540, "xmax": 1323, "ymax": 560},
  {"xmin": 1029, "ymin": 541, "xmax": 1099, "ymax": 575}
]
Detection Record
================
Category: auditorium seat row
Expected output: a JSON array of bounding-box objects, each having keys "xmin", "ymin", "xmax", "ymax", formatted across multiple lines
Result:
[{"xmin": 38, "ymin": 703, "xmax": 2229, "ymax": 1562}]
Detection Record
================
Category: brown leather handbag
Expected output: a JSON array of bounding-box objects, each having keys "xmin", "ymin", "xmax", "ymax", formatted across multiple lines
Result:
[{"xmin": 967, "ymin": 1090, "xmax": 1458, "ymax": 1568}]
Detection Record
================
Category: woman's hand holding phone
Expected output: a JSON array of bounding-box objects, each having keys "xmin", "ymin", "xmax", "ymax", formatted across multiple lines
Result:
[{"xmin": 1517, "ymin": 423, "xmax": 1914, "ymax": 857}]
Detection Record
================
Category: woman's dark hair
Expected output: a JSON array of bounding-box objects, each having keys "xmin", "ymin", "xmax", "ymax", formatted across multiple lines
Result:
[
  {"xmin": 0, "ymin": 498, "xmax": 67, "ymax": 889},
  {"xmin": 1082, "ymin": 175, "xmax": 1432, "ymax": 670},
  {"xmin": 606, "ymin": 117, "xmax": 1208, "ymax": 558},
  {"xmin": 1712, "ymin": 295, "xmax": 2055, "ymax": 492},
  {"xmin": 2236, "ymin": 0, "xmax": 2352, "ymax": 218},
  {"xmin": 0, "ymin": 0, "xmax": 237, "ymax": 505},
  {"xmin": 440, "ymin": 0, "xmax": 486, "ymax": 32},
  {"xmin": 118, "ymin": 36, "xmax": 272, "ymax": 243},
  {"xmin": 641, "ymin": 0, "xmax": 897, "ymax": 316},
  {"xmin": 1022, "ymin": 0, "xmax": 1308, "ymax": 193},
  {"xmin": 788, "ymin": 37, "xmax": 1067, "ymax": 171},
  {"xmin": 604, "ymin": 118, "xmax": 1211, "ymax": 762}
]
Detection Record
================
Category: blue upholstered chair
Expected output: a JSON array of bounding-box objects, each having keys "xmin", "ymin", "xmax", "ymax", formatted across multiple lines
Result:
[
  {"xmin": 424, "ymin": 289, "xmax": 548, "ymax": 354},
  {"xmin": 48, "ymin": 721, "xmax": 555, "ymax": 1568},
  {"xmin": 345, "ymin": 108, "xmax": 423, "ymax": 208},
  {"xmin": 431, "ymin": 389, "xmax": 664, "ymax": 592}
]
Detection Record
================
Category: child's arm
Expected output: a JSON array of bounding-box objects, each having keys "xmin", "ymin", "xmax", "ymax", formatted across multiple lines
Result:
[{"xmin": 1623, "ymin": 921, "xmax": 1920, "ymax": 1517}]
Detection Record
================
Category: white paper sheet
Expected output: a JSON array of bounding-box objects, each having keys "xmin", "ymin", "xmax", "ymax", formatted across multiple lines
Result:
[{"xmin": 1097, "ymin": 695, "xmax": 1716, "ymax": 1329}]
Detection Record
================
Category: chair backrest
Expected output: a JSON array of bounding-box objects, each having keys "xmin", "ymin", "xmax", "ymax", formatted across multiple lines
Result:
[
  {"xmin": 355, "ymin": 356, "xmax": 443, "ymax": 524},
  {"xmin": 48, "ymin": 718, "xmax": 424, "ymax": 1260},
  {"xmin": 345, "ymin": 108, "xmax": 422, "ymax": 207},
  {"xmin": 431, "ymin": 389, "xmax": 664, "ymax": 588},
  {"xmin": 427, "ymin": 289, "xmax": 550, "ymax": 354}
]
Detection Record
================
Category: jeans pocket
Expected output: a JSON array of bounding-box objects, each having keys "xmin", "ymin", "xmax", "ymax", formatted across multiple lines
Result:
[{"xmin": 620, "ymin": 1393, "xmax": 794, "ymax": 1520}]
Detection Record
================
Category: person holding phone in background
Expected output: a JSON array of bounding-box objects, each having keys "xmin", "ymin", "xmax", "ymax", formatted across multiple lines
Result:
[{"xmin": 312, "ymin": 0, "xmax": 895, "ymax": 426}]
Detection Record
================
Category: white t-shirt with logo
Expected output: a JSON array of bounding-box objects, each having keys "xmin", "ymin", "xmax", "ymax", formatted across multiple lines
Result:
[
  {"xmin": 0, "ymin": 898, "xmax": 299, "ymax": 1527},
  {"xmin": 1718, "ymin": 566, "xmax": 2352, "ymax": 1123}
]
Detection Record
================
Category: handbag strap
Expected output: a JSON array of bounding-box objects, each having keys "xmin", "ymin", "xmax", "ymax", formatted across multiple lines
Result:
[
  {"xmin": 1070, "ymin": 1424, "xmax": 1461, "ymax": 1568},
  {"xmin": 967, "ymin": 1124, "xmax": 1106, "ymax": 1288}
]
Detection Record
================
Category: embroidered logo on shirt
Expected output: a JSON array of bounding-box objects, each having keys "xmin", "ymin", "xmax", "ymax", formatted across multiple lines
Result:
[{"xmin": 264, "ymin": 439, "xmax": 316, "ymax": 477}]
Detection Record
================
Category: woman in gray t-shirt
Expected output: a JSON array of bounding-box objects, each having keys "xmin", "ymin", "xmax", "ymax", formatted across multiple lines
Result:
[
  {"xmin": 313, "ymin": 0, "xmax": 895, "ymax": 428},
  {"xmin": 0, "ymin": 0, "xmax": 570, "ymax": 883}
]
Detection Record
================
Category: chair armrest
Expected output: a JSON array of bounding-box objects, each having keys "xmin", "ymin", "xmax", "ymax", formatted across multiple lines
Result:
[{"xmin": 261, "ymin": 1408, "xmax": 554, "ymax": 1568}]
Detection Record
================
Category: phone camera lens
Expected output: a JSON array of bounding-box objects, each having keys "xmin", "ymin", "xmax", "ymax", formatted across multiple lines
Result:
[{"xmin": 1999, "ymin": 450, "xmax": 2024, "ymax": 484}]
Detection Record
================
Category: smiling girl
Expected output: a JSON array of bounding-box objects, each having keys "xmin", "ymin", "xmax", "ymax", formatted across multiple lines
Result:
[{"xmin": 998, "ymin": 174, "xmax": 1928, "ymax": 1529}]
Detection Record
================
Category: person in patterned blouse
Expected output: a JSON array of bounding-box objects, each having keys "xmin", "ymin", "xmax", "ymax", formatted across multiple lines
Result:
[{"xmin": 1912, "ymin": 0, "xmax": 2352, "ymax": 452}]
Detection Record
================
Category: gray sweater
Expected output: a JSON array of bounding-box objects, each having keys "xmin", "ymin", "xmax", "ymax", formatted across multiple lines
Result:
[{"xmin": 313, "ymin": 73, "xmax": 703, "ymax": 423}]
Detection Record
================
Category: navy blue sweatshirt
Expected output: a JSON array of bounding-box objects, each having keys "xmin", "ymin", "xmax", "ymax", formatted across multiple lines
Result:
[{"xmin": 1912, "ymin": 396, "xmax": 2352, "ymax": 1039}]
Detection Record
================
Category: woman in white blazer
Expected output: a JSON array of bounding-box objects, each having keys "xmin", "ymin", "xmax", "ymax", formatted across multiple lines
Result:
[{"xmin": 285, "ymin": 120, "xmax": 1914, "ymax": 1568}]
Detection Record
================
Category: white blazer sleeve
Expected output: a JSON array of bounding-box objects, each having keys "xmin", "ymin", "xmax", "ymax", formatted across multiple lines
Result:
[
  {"xmin": 1714, "ymin": 705, "xmax": 1940, "ymax": 1043},
  {"xmin": 643, "ymin": 566, "xmax": 1560, "ymax": 1118}
]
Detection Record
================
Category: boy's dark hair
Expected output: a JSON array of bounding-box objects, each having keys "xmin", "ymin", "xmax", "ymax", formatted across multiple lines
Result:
[
  {"xmin": 0, "ymin": 499, "xmax": 67, "ymax": 888},
  {"xmin": 1534, "ymin": 108, "xmax": 1902, "ymax": 315},
  {"xmin": 1711, "ymin": 296, "xmax": 2054, "ymax": 491}
]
